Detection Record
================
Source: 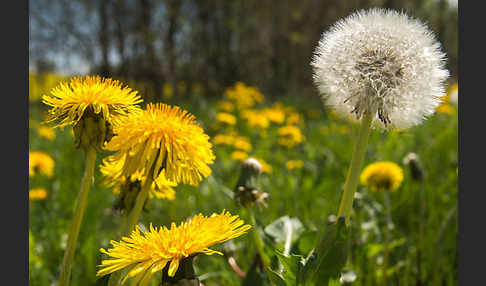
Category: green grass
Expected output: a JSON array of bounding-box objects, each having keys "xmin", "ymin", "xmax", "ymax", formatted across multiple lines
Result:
[{"xmin": 29, "ymin": 91, "xmax": 457, "ymax": 286}]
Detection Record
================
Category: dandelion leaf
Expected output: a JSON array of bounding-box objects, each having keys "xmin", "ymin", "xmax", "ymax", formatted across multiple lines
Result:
[{"xmin": 301, "ymin": 216, "xmax": 349, "ymax": 286}]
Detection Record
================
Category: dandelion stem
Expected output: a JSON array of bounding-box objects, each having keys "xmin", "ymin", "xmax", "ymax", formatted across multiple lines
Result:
[
  {"xmin": 337, "ymin": 113, "xmax": 373, "ymax": 226},
  {"xmin": 247, "ymin": 207, "xmax": 271, "ymax": 270},
  {"xmin": 58, "ymin": 146, "xmax": 97, "ymax": 286},
  {"xmin": 107, "ymin": 175, "xmax": 154, "ymax": 286}
]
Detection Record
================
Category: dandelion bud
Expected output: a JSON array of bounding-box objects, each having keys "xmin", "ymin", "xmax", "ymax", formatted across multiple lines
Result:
[
  {"xmin": 403, "ymin": 152, "xmax": 427, "ymax": 182},
  {"xmin": 234, "ymin": 158, "xmax": 269, "ymax": 208}
]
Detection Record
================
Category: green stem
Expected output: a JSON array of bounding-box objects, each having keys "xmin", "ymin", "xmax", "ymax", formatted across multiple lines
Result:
[
  {"xmin": 337, "ymin": 113, "xmax": 373, "ymax": 226},
  {"xmin": 107, "ymin": 176, "xmax": 154, "ymax": 286},
  {"xmin": 58, "ymin": 147, "xmax": 97, "ymax": 286},
  {"xmin": 247, "ymin": 208, "xmax": 271, "ymax": 270},
  {"xmin": 381, "ymin": 191, "xmax": 392, "ymax": 286}
]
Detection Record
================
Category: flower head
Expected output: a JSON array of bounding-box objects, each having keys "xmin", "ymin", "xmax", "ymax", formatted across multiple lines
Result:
[
  {"xmin": 224, "ymin": 81, "xmax": 264, "ymax": 110},
  {"xmin": 41, "ymin": 76, "xmax": 143, "ymax": 150},
  {"xmin": 100, "ymin": 157, "xmax": 176, "ymax": 210},
  {"xmin": 360, "ymin": 161, "xmax": 404, "ymax": 192},
  {"xmin": 104, "ymin": 103, "xmax": 215, "ymax": 186},
  {"xmin": 29, "ymin": 187, "xmax": 48, "ymax": 202},
  {"xmin": 311, "ymin": 8, "xmax": 449, "ymax": 130},
  {"xmin": 97, "ymin": 210, "xmax": 251, "ymax": 285},
  {"xmin": 29, "ymin": 151, "xmax": 55, "ymax": 178}
]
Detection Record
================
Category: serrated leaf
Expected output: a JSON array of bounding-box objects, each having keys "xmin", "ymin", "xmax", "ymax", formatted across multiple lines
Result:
[
  {"xmin": 302, "ymin": 216, "xmax": 349, "ymax": 286},
  {"xmin": 267, "ymin": 267, "xmax": 287, "ymax": 286},
  {"xmin": 275, "ymin": 251, "xmax": 305, "ymax": 285}
]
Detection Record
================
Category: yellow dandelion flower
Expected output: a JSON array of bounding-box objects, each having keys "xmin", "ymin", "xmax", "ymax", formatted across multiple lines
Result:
[
  {"xmin": 100, "ymin": 157, "xmax": 177, "ymax": 206},
  {"xmin": 37, "ymin": 126, "xmax": 56, "ymax": 140},
  {"xmin": 360, "ymin": 161, "xmax": 404, "ymax": 192},
  {"xmin": 242, "ymin": 109, "xmax": 270, "ymax": 129},
  {"xmin": 285, "ymin": 159, "xmax": 304, "ymax": 170},
  {"xmin": 233, "ymin": 136, "xmax": 252, "ymax": 152},
  {"xmin": 262, "ymin": 106, "xmax": 286, "ymax": 124},
  {"xmin": 277, "ymin": 125, "xmax": 305, "ymax": 148},
  {"xmin": 105, "ymin": 103, "xmax": 215, "ymax": 186},
  {"xmin": 436, "ymin": 103, "xmax": 455, "ymax": 115},
  {"xmin": 215, "ymin": 100, "xmax": 235, "ymax": 112},
  {"xmin": 29, "ymin": 151, "xmax": 55, "ymax": 178},
  {"xmin": 42, "ymin": 76, "xmax": 143, "ymax": 130},
  {"xmin": 97, "ymin": 210, "xmax": 251, "ymax": 284},
  {"xmin": 41, "ymin": 76, "xmax": 143, "ymax": 151},
  {"xmin": 253, "ymin": 157, "xmax": 272, "ymax": 173},
  {"xmin": 215, "ymin": 112, "xmax": 237, "ymax": 125},
  {"xmin": 224, "ymin": 82, "xmax": 264, "ymax": 110},
  {"xmin": 231, "ymin": 150, "xmax": 249, "ymax": 161},
  {"xmin": 29, "ymin": 187, "xmax": 48, "ymax": 201},
  {"xmin": 212, "ymin": 134, "xmax": 234, "ymax": 146}
]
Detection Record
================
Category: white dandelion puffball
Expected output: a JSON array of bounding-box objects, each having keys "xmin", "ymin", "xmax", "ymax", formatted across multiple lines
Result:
[{"xmin": 311, "ymin": 8, "xmax": 449, "ymax": 130}]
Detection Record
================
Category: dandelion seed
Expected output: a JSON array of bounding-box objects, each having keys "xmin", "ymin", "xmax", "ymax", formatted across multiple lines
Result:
[{"xmin": 311, "ymin": 8, "xmax": 449, "ymax": 130}]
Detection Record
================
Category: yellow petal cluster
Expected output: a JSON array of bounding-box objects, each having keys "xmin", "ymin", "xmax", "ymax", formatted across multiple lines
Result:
[
  {"xmin": 97, "ymin": 210, "xmax": 251, "ymax": 285},
  {"xmin": 29, "ymin": 151, "xmax": 55, "ymax": 178},
  {"xmin": 42, "ymin": 76, "xmax": 143, "ymax": 130},
  {"xmin": 105, "ymin": 103, "xmax": 215, "ymax": 186},
  {"xmin": 360, "ymin": 161, "xmax": 404, "ymax": 192}
]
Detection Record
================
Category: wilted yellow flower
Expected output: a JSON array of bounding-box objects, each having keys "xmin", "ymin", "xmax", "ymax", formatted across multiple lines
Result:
[
  {"xmin": 277, "ymin": 125, "xmax": 305, "ymax": 148},
  {"xmin": 224, "ymin": 82, "xmax": 264, "ymax": 110},
  {"xmin": 97, "ymin": 210, "xmax": 251, "ymax": 284},
  {"xmin": 41, "ymin": 76, "xmax": 143, "ymax": 151},
  {"xmin": 37, "ymin": 126, "xmax": 56, "ymax": 140},
  {"xmin": 29, "ymin": 151, "xmax": 55, "ymax": 178},
  {"xmin": 360, "ymin": 161, "xmax": 404, "ymax": 192},
  {"xmin": 29, "ymin": 187, "xmax": 48, "ymax": 201},
  {"xmin": 285, "ymin": 159, "xmax": 304, "ymax": 170},
  {"xmin": 105, "ymin": 103, "xmax": 215, "ymax": 186}
]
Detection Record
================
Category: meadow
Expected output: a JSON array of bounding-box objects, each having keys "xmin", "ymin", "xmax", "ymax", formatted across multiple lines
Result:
[{"xmin": 29, "ymin": 74, "xmax": 458, "ymax": 286}]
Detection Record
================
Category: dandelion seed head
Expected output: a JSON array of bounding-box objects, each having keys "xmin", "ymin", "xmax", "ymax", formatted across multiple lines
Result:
[{"xmin": 311, "ymin": 8, "xmax": 449, "ymax": 130}]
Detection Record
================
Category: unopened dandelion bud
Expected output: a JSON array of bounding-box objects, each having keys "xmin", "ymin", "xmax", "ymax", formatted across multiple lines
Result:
[
  {"xmin": 403, "ymin": 152, "xmax": 427, "ymax": 182},
  {"xmin": 234, "ymin": 158, "xmax": 269, "ymax": 208}
]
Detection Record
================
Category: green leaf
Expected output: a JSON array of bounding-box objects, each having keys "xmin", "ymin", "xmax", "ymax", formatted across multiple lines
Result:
[
  {"xmin": 264, "ymin": 216, "xmax": 305, "ymax": 246},
  {"xmin": 275, "ymin": 251, "xmax": 305, "ymax": 285},
  {"xmin": 302, "ymin": 216, "xmax": 349, "ymax": 286},
  {"xmin": 267, "ymin": 267, "xmax": 287, "ymax": 286}
]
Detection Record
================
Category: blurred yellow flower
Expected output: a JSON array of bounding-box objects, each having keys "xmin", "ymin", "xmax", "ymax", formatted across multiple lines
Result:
[
  {"xmin": 212, "ymin": 134, "xmax": 234, "ymax": 145},
  {"xmin": 224, "ymin": 81, "xmax": 264, "ymax": 110},
  {"xmin": 285, "ymin": 159, "xmax": 304, "ymax": 170},
  {"xmin": 360, "ymin": 161, "xmax": 404, "ymax": 192},
  {"xmin": 253, "ymin": 157, "xmax": 272, "ymax": 173},
  {"xmin": 216, "ymin": 112, "xmax": 237, "ymax": 125},
  {"xmin": 97, "ymin": 210, "xmax": 251, "ymax": 284},
  {"xmin": 277, "ymin": 125, "xmax": 305, "ymax": 147},
  {"xmin": 233, "ymin": 136, "xmax": 252, "ymax": 152},
  {"xmin": 104, "ymin": 103, "xmax": 215, "ymax": 186},
  {"xmin": 29, "ymin": 151, "xmax": 55, "ymax": 178},
  {"xmin": 29, "ymin": 187, "xmax": 48, "ymax": 201},
  {"xmin": 242, "ymin": 109, "xmax": 270, "ymax": 129},
  {"xmin": 231, "ymin": 150, "xmax": 249, "ymax": 161},
  {"xmin": 37, "ymin": 126, "xmax": 56, "ymax": 141},
  {"xmin": 215, "ymin": 101, "xmax": 235, "ymax": 112},
  {"xmin": 262, "ymin": 106, "xmax": 285, "ymax": 124}
]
